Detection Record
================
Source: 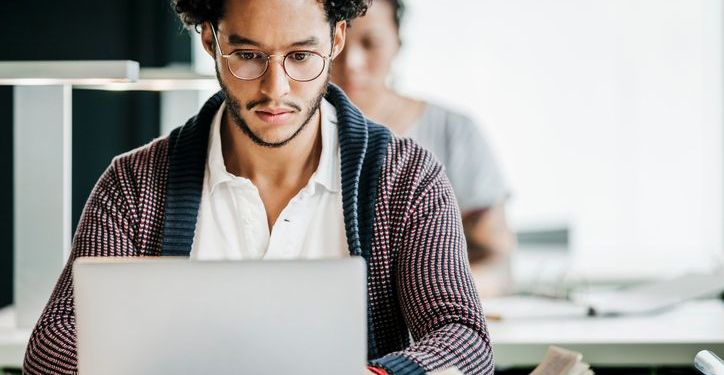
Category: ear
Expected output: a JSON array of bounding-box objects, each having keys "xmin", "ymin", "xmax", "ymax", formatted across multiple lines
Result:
[
  {"xmin": 331, "ymin": 20, "xmax": 347, "ymax": 60},
  {"xmin": 200, "ymin": 22, "xmax": 216, "ymax": 58}
]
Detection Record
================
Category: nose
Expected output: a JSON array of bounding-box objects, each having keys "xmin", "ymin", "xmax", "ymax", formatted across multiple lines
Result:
[{"xmin": 259, "ymin": 55, "xmax": 291, "ymax": 100}]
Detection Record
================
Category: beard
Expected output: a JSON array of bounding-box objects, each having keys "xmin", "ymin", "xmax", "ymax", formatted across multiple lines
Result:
[{"xmin": 216, "ymin": 66, "xmax": 330, "ymax": 148}]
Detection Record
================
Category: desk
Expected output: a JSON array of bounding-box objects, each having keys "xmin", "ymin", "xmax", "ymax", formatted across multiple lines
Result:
[
  {"xmin": 0, "ymin": 300, "xmax": 721, "ymax": 369},
  {"xmin": 488, "ymin": 299, "xmax": 724, "ymax": 367}
]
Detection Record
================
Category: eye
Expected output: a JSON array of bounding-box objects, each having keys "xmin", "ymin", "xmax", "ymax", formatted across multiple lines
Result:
[
  {"xmin": 290, "ymin": 52, "xmax": 311, "ymax": 62},
  {"xmin": 235, "ymin": 51, "xmax": 264, "ymax": 60},
  {"xmin": 361, "ymin": 37, "xmax": 378, "ymax": 50}
]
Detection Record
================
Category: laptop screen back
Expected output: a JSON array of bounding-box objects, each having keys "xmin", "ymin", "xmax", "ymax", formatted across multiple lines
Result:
[{"xmin": 73, "ymin": 257, "xmax": 367, "ymax": 375}]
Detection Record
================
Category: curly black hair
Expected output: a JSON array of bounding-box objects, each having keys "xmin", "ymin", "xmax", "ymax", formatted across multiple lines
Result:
[{"xmin": 172, "ymin": 0, "xmax": 371, "ymax": 32}]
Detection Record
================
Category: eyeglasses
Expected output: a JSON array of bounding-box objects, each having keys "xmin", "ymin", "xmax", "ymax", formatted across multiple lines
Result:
[{"xmin": 210, "ymin": 24, "xmax": 331, "ymax": 82}]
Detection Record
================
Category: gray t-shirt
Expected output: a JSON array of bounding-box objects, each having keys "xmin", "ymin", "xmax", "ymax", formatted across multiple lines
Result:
[{"xmin": 407, "ymin": 103, "xmax": 508, "ymax": 211}]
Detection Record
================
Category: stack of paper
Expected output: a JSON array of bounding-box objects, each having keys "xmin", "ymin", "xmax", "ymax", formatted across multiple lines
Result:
[{"xmin": 530, "ymin": 346, "xmax": 593, "ymax": 375}]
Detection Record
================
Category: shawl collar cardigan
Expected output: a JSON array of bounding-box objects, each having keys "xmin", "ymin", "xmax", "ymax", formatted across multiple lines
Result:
[
  {"xmin": 162, "ymin": 84, "xmax": 385, "ymax": 261},
  {"xmin": 24, "ymin": 84, "xmax": 494, "ymax": 375}
]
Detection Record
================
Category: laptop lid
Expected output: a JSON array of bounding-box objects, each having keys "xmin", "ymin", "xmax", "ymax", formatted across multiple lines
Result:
[{"xmin": 73, "ymin": 257, "xmax": 367, "ymax": 375}]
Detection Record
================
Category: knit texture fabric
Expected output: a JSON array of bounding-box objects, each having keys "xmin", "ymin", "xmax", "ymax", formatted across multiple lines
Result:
[{"xmin": 24, "ymin": 84, "xmax": 494, "ymax": 375}]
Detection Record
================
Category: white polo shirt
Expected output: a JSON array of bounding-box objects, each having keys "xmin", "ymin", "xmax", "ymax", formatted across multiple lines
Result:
[{"xmin": 190, "ymin": 99, "xmax": 349, "ymax": 260}]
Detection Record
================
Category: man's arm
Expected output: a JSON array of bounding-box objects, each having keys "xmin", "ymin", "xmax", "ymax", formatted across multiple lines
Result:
[
  {"xmin": 23, "ymin": 160, "xmax": 139, "ymax": 375},
  {"xmin": 370, "ymin": 172, "xmax": 495, "ymax": 375}
]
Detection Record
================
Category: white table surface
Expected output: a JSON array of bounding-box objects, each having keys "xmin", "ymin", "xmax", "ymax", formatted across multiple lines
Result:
[
  {"xmin": 487, "ymin": 298, "xmax": 724, "ymax": 367},
  {"xmin": 0, "ymin": 300, "xmax": 721, "ymax": 369}
]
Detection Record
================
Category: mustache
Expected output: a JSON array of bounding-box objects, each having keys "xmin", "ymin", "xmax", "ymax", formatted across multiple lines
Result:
[{"xmin": 245, "ymin": 98, "xmax": 302, "ymax": 112}]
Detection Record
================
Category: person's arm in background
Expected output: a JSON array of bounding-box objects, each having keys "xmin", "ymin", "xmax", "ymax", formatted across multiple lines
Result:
[
  {"xmin": 444, "ymin": 111, "xmax": 516, "ymax": 297},
  {"xmin": 463, "ymin": 203, "xmax": 517, "ymax": 297},
  {"xmin": 463, "ymin": 203, "xmax": 516, "ymax": 264}
]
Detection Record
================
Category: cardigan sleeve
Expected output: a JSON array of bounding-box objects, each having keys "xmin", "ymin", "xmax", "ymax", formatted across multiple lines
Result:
[
  {"xmin": 369, "ymin": 171, "xmax": 495, "ymax": 375},
  {"xmin": 23, "ymin": 158, "xmax": 140, "ymax": 375}
]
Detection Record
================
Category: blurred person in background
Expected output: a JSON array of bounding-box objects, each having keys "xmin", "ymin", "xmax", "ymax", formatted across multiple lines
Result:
[{"xmin": 332, "ymin": 0, "xmax": 516, "ymax": 297}]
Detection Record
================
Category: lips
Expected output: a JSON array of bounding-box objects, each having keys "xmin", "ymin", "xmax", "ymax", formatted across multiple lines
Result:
[{"xmin": 254, "ymin": 108, "xmax": 295, "ymax": 125}]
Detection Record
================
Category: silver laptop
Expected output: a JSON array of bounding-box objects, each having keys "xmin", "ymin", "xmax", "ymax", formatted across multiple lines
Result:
[{"xmin": 73, "ymin": 257, "xmax": 367, "ymax": 375}]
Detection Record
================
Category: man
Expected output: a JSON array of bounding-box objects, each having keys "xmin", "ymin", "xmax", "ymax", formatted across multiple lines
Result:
[{"xmin": 24, "ymin": 0, "xmax": 494, "ymax": 374}]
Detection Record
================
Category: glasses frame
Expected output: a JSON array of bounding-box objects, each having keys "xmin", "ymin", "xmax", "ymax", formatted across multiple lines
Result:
[{"xmin": 210, "ymin": 24, "xmax": 332, "ymax": 82}]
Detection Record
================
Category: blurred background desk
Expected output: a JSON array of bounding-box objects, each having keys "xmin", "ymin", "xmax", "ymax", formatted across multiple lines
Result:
[
  {"xmin": 0, "ymin": 307, "xmax": 29, "ymax": 369},
  {"xmin": 0, "ymin": 300, "xmax": 720, "ymax": 370},
  {"xmin": 488, "ymin": 299, "xmax": 724, "ymax": 368}
]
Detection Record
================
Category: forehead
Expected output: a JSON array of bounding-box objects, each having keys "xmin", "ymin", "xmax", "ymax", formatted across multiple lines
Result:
[
  {"xmin": 220, "ymin": 0, "xmax": 330, "ymax": 47},
  {"xmin": 346, "ymin": 1, "xmax": 396, "ymax": 37}
]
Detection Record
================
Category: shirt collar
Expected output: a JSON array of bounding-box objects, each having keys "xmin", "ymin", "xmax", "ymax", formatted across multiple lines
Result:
[
  {"xmin": 206, "ymin": 101, "xmax": 242, "ymax": 194},
  {"xmin": 205, "ymin": 99, "xmax": 341, "ymax": 195},
  {"xmin": 311, "ymin": 98, "xmax": 341, "ymax": 194}
]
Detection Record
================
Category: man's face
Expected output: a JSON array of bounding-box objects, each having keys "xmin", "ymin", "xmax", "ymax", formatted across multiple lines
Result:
[{"xmin": 202, "ymin": 0, "xmax": 346, "ymax": 147}]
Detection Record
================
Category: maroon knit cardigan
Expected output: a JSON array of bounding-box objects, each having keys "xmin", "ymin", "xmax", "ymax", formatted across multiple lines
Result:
[{"xmin": 24, "ymin": 86, "xmax": 494, "ymax": 375}]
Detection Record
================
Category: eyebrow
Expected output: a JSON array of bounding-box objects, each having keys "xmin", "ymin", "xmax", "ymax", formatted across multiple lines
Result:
[
  {"xmin": 226, "ymin": 34, "xmax": 322, "ymax": 49},
  {"xmin": 288, "ymin": 37, "xmax": 321, "ymax": 48}
]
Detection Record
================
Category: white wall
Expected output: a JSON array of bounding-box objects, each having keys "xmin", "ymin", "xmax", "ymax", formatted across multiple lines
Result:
[{"xmin": 396, "ymin": 0, "xmax": 723, "ymax": 277}]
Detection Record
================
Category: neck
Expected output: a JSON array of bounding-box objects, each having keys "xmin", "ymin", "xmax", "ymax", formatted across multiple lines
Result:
[
  {"xmin": 221, "ymin": 108, "xmax": 323, "ymax": 188},
  {"xmin": 351, "ymin": 88, "xmax": 414, "ymax": 135},
  {"xmin": 352, "ymin": 87, "xmax": 394, "ymax": 121}
]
